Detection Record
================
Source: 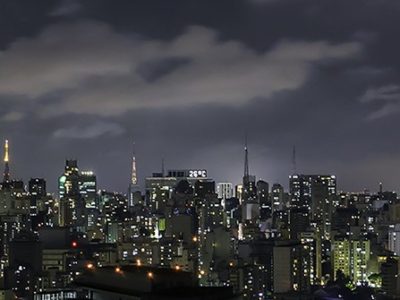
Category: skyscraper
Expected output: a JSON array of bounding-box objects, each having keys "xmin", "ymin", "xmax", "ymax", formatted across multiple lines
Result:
[
  {"xmin": 289, "ymin": 175, "xmax": 336, "ymax": 212},
  {"xmin": 58, "ymin": 160, "xmax": 81, "ymax": 227},
  {"xmin": 388, "ymin": 224, "xmax": 400, "ymax": 256},
  {"xmin": 271, "ymin": 183, "xmax": 285, "ymax": 213},
  {"xmin": 79, "ymin": 171, "xmax": 97, "ymax": 209},
  {"xmin": 332, "ymin": 234, "xmax": 370, "ymax": 285},
  {"xmin": 217, "ymin": 182, "xmax": 233, "ymax": 201},
  {"xmin": 29, "ymin": 178, "xmax": 46, "ymax": 197},
  {"xmin": 257, "ymin": 180, "xmax": 270, "ymax": 221}
]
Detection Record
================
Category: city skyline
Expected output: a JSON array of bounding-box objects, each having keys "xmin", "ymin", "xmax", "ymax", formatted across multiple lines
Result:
[
  {"xmin": 0, "ymin": 137, "xmax": 386, "ymax": 195},
  {"xmin": 2, "ymin": 2, "xmax": 400, "ymax": 299},
  {"xmin": 1, "ymin": 0, "xmax": 400, "ymax": 193}
]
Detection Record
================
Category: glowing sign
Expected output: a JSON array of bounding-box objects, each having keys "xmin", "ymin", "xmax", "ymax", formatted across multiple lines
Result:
[{"xmin": 188, "ymin": 170, "xmax": 207, "ymax": 178}]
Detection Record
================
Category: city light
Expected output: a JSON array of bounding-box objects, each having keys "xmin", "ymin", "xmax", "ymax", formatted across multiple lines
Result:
[{"xmin": 1, "ymin": 4, "xmax": 396, "ymax": 297}]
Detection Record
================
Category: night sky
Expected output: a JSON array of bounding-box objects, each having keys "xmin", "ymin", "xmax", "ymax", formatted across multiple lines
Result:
[{"xmin": 1, "ymin": 0, "xmax": 400, "ymax": 193}]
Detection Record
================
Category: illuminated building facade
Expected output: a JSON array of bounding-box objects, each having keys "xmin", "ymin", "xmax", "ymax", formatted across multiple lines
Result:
[
  {"xmin": 58, "ymin": 160, "xmax": 97, "ymax": 229},
  {"xmin": 389, "ymin": 224, "xmax": 400, "ymax": 256},
  {"xmin": 79, "ymin": 171, "xmax": 97, "ymax": 209},
  {"xmin": 332, "ymin": 235, "xmax": 371, "ymax": 285},
  {"xmin": 217, "ymin": 182, "xmax": 233, "ymax": 201}
]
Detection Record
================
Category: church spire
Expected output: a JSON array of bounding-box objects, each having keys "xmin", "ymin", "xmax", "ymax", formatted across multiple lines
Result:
[{"xmin": 292, "ymin": 145, "xmax": 297, "ymax": 175}]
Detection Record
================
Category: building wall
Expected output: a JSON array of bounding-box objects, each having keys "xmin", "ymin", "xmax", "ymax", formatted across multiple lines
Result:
[{"xmin": 273, "ymin": 247, "xmax": 291, "ymax": 293}]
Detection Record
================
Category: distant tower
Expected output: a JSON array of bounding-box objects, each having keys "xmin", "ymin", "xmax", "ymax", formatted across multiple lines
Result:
[
  {"xmin": 128, "ymin": 142, "xmax": 141, "ymax": 207},
  {"xmin": 292, "ymin": 145, "xmax": 297, "ymax": 175},
  {"xmin": 131, "ymin": 142, "xmax": 138, "ymax": 186},
  {"xmin": 3, "ymin": 139, "xmax": 10, "ymax": 182},
  {"xmin": 242, "ymin": 136, "xmax": 256, "ymax": 203},
  {"xmin": 161, "ymin": 157, "xmax": 165, "ymax": 177},
  {"xmin": 244, "ymin": 135, "xmax": 249, "ymax": 178}
]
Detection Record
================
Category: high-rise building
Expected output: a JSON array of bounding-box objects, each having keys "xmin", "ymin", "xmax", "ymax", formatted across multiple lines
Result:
[
  {"xmin": 28, "ymin": 178, "xmax": 47, "ymax": 220},
  {"xmin": 271, "ymin": 183, "xmax": 285, "ymax": 213},
  {"xmin": 389, "ymin": 224, "xmax": 400, "ymax": 256},
  {"xmin": 300, "ymin": 231, "xmax": 322, "ymax": 285},
  {"xmin": 289, "ymin": 175, "xmax": 336, "ymax": 211},
  {"xmin": 351, "ymin": 238, "xmax": 371, "ymax": 284},
  {"xmin": 146, "ymin": 175, "xmax": 175, "ymax": 214},
  {"xmin": 146, "ymin": 168, "xmax": 210, "ymax": 212},
  {"xmin": 5, "ymin": 231, "xmax": 42, "ymax": 299},
  {"xmin": 332, "ymin": 234, "xmax": 370, "ymax": 285},
  {"xmin": 332, "ymin": 235, "xmax": 350, "ymax": 279},
  {"xmin": 59, "ymin": 161, "xmax": 99, "ymax": 229},
  {"xmin": 58, "ymin": 160, "xmax": 82, "ymax": 227},
  {"xmin": 59, "ymin": 160, "xmax": 80, "ymax": 199},
  {"xmin": 29, "ymin": 178, "xmax": 46, "ymax": 197},
  {"xmin": 217, "ymin": 183, "xmax": 233, "ymax": 201},
  {"xmin": 381, "ymin": 257, "xmax": 400, "ymax": 297},
  {"xmin": 257, "ymin": 180, "xmax": 270, "ymax": 221},
  {"xmin": 273, "ymin": 240, "xmax": 312, "ymax": 294},
  {"xmin": 289, "ymin": 175, "xmax": 336, "ymax": 242},
  {"xmin": 79, "ymin": 171, "xmax": 97, "ymax": 208},
  {"xmin": 194, "ymin": 180, "xmax": 215, "ymax": 198},
  {"xmin": 289, "ymin": 207, "xmax": 310, "ymax": 240},
  {"xmin": 235, "ymin": 184, "xmax": 243, "ymax": 203}
]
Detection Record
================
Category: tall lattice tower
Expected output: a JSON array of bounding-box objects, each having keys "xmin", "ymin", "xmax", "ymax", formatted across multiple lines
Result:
[
  {"xmin": 3, "ymin": 139, "xmax": 10, "ymax": 182},
  {"xmin": 131, "ymin": 142, "xmax": 138, "ymax": 186},
  {"xmin": 244, "ymin": 135, "xmax": 249, "ymax": 178}
]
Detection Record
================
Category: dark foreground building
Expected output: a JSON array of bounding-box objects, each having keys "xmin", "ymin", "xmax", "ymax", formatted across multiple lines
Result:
[{"xmin": 71, "ymin": 265, "xmax": 239, "ymax": 300}]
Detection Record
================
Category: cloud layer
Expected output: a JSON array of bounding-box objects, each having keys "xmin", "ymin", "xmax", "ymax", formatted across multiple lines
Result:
[
  {"xmin": 0, "ymin": 21, "xmax": 361, "ymax": 117},
  {"xmin": 2, "ymin": 0, "xmax": 400, "ymax": 193},
  {"xmin": 360, "ymin": 85, "xmax": 400, "ymax": 119},
  {"xmin": 53, "ymin": 121, "xmax": 124, "ymax": 139}
]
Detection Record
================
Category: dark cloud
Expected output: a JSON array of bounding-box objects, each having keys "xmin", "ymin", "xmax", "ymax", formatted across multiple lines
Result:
[
  {"xmin": 137, "ymin": 57, "xmax": 192, "ymax": 83},
  {"xmin": 49, "ymin": 0, "xmax": 83, "ymax": 17},
  {"xmin": 0, "ymin": 21, "xmax": 361, "ymax": 116},
  {"xmin": 53, "ymin": 121, "xmax": 125, "ymax": 139},
  {"xmin": 0, "ymin": 112, "xmax": 25, "ymax": 122}
]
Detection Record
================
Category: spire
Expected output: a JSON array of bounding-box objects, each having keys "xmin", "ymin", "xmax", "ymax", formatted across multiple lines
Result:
[
  {"xmin": 244, "ymin": 134, "xmax": 249, "ymax": 178},
  {"xmin": 3, "ymin": 139, "xmax": 10, "ymax": 182},
  {"xmin": 161, "ymin": 157, "xmax": 165, "ymax": 177},
  {"xmin": 131, "ymin": 142, "xmax": 137, "ymax": 185},
  {"xmin": 292, "ymin": 145, "xmax": 297, "ymax": 174}
]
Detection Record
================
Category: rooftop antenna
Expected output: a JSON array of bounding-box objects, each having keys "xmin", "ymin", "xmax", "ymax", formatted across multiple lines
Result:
[
  {"xmin": 244, "ymin": 133, "xmax": 249, "ymax": 178},
  {"xmin": 292, "ymin": 145, "xmax": 297, "ymax": 175},
  {"xmin": 130, "ymin": 141, "xmax": 137, "ymax": 185},
  {"xmin": 3, "ymin": 139, "xmax": 10, "ymax": 182}
]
